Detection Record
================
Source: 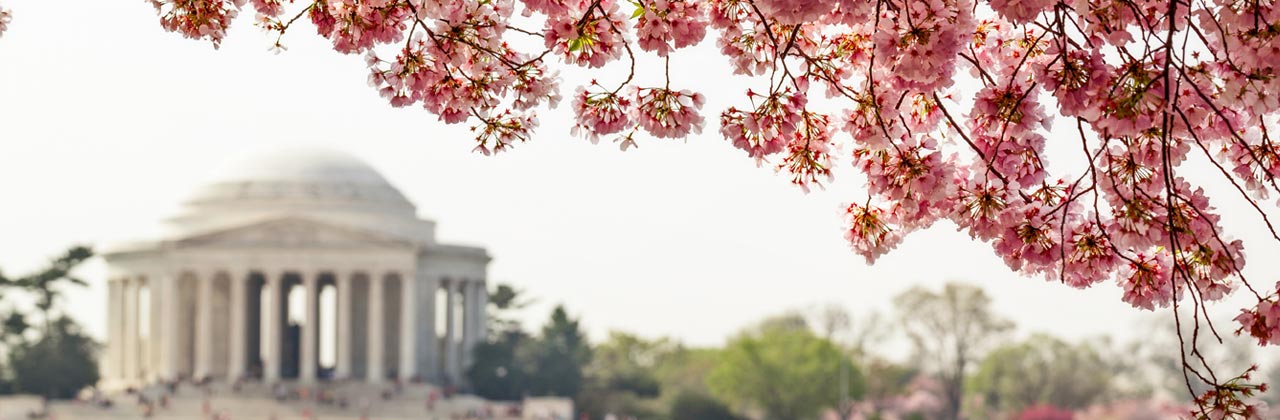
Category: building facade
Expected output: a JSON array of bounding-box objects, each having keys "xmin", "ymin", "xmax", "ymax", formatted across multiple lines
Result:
[{"xmin": 100, "ymin": 148, "xmax": 489, "ymax": 387}]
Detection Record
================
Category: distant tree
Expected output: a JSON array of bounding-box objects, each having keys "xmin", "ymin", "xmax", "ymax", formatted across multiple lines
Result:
[
  {"xmin": 669, "ymin": 391, "xmax": 742, "ymax": 420},
  {"xmin": 895, "ymin": 283, "xmax": 1013, "ymax": 420},
  {"xmin": 577, "ymin": 332, "xmax": 677, "ymax": 418},
  {"xmin": 860, "ymin": 358, "xmax": 921, "ymax": 417},
  {"xmin": 5, "ymin": 246, "xmax": 92, "ymax": 333},
  {"xmin": 525, "ymin": 305, "xmax": 591, "ymax": 398},
  {"xmin": 969, "ymin": 334, "xmax": 1118, "ymax": 414},
  {"xmin": 8, "ymin": 316, "xmax": 99, "ymax": 399},
  {"xmin": 1137, "ymin": 311, "xmax": 1257, "ymax": 400},
  {"xmin": 0, "ymin": 311, "xmax": 28, "ymax": 346},
  {"xmin": 0, "ymin": 246, "xmax": 95, "ymax": 397},
  {"xmin": 651, "ymin": 346, "xmax": 721, "ymax": 409},
  {"xmin": 708, "ymin": 314, "xmax": 864, "ymax": 420},
  {"xmin": 487, "ymin": 283, "xmax": 531, "ymax": 334},
  {"xmin": 467, "ymin": 329, "xmax": 531, "ymax": 401}
]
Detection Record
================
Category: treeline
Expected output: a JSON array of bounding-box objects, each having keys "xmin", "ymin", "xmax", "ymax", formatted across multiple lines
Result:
[
  {"xmin": 468, "ymin": 282, "xmax": 1280, "ymax": 420},
  {"xmin": 0, "ymin": 246, "xmax": 99, "ymax": 398}
]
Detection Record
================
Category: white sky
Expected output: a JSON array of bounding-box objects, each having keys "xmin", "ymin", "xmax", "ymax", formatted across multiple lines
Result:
[{"xmin": 0, "ymin": 0, "xmax": 1277, "ymax": 368}]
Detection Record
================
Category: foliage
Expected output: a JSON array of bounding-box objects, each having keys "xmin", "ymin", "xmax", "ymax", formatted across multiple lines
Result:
[
  {"xmin": 0, "ymin": 246, "xmax": 95, "ymax": 398},
  {"xmin": 487, "ymin": 283, "xmax": 531, "ymax": 334},
  {"xmin": 859, "ymin": 358, "xmax": 921, "ymax": 417},
  {"xmin": 969, "ymin": 334, "xmax": 1118, "ymax": 414},
  {"xmin": 467, "ymin": 303, "xmax": 592, "ymax": 402},
  {"xmin": 525, "ymin": 305, "xmax": 592, "ymax": 398},
  {"xmin": 0, "ymin": 246, "xmax": 92, "ymax": 332},
  {"xmin": 576, "ymin": 332, "xmax": 674, "ymax": 418},
  {"xmin": 669, "ymin": 391, "xmax": 742, "ymax": 420},
  {"xmin": 7, "ymin": 316, "xmax": 100, "ymax": 399},
  {"xmin": 467, "ymin": 329, "xmax": 532, "ymax": 400},
  {"xmin": 708, "ymin": 314, "xmax": 863, "ymax": 420},
  {"xmin": 895, "ymin": 282, "xmax": 1012, "ymax": 420}
]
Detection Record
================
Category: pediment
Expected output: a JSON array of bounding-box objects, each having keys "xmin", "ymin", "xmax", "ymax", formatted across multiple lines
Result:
[{"xmin": 173, "ymin": 217, "xmax": 412, "ymax": 250}]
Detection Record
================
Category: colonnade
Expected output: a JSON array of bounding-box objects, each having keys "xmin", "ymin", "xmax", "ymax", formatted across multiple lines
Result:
[{"xmin": 103, "ymin": 268, "xmax": 487, "ymax": 385}]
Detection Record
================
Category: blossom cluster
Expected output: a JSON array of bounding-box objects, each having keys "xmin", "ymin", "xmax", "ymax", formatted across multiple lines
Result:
[
  {"xmin": 634, "ymin": 0, "xmax": 707, "ymax": 57},
  {"xmin": 0, "ymin": 3, "xmax": 10, "ymax": 38}
]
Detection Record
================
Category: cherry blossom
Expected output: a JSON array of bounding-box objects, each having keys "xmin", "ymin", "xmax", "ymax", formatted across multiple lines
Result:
[
  {"xmin": 571, "ymin": 83, "xmax": 633, "ymax": 142},
  {"xmin": 633, "ymin": 87, "xmax": 704, "ymax": 139},
  {"xmin": 0, "ymin": 4, "xmax": 10, "ymax": 38},
  {"xmin": 634, "ymin": 0, "xmax": 707, "ymax": 57}
]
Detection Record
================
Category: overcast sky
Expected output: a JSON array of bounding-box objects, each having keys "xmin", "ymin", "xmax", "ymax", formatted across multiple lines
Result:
[{"xmin": 1, "ymin": 0, "xmax": 1277, "ymax": 369}]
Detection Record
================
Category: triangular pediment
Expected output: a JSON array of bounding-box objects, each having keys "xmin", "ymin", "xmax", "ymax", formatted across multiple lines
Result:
[{"xmin": 173, "ymin": 217, "xmax": 413, "ymax": 250}]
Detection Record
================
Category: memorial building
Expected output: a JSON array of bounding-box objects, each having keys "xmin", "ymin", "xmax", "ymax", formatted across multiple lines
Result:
[{"xmin": 99, "ymin": 147, "xmax": 490, "ymax": 388}]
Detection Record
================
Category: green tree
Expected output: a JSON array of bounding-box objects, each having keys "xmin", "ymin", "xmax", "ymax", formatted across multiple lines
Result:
[
  {"xmin": 8, "ymin": 316, "xmax": 100, "ymax": 398},
  {"xmin": 968, "ymin": 334, "xmax": 1118, "ymax": 414},
  {"xmin": 0, "ymin": 246, "xmax": 95, "ymax": 397},
  {"xmin": 860, "ymin": 358, "xmax": 920, "ymax": 417},
  {"xmin": 467, "ymin": 329, "xmax": 531, "ymax": 400},
  {"xmin": 669, "ymin": 391, "xmax": 742, "ymax": 420},
  {"xmin": 468, "ymin": 282, "xmax": 534, "ymax": 399},
  {"xmin": 895, "ymin": 282, "xmax": 1013, "ymax": 420},
  {"xmin": 487, "ymin": 283, "xmax": 530, "ymax": 333},
  {"xmin": 577, "ymin": 332, "xmax": 677, "ymax": 418},
  {"xmin": 4, "ymin": 246, "xmax": 92, "ymax": 333},
  {"xmin": 708, "ymin": 314, "xmax": 864, "ymax": 420},
  {"xmin": 525, "ymin": 305, "xmax": 591, "ymax": 398}
]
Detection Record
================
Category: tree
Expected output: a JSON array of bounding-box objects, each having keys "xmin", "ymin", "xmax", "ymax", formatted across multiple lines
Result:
[
  {"xmin": 669, "ymin": 391, "xmax": 742, "ymax": 420},
  {"xmin": 525, "ymin": 305, "xmax": 592, "ymax": 398},
  {"xmin": 468, "ymin": 282, "xmax": 537, "ymax": 399},
  {"xmin": 7, "ymin": 316, "xmax": 100, "ymax": 399},
  {"xmin": 968, "ymin": 334, "xmax": 1125, "ymax": 414},
  {"xmin": 467, "ymin": 329, "xmax": 532, "ymax": 400},
  {"xmin": 708, "ymin": 314, "xmax": 863, "ymax": 420},
  {"xmin": 3, "ymin": 0, "xmax": 1277, "ymax": 407},
  {"xmin": 3, "ymin": 246, "xmax": 92, "ymax": 333},
  {"xmin": 0, "ymin": 246, "xmax": 95, "ymax": 397},
  {"xmin": 859, "ymin": 358, "xmax": 920, "ymax": 418},
  {"xmin": 576, "ymin": 332, "xmax": 674, "ymax": 418},
  {"xmin": 895, "ymin": 283, "xmax": 1012, "ymax": 420},
  {"xmin": 487, "ymin": 283, "xmax": 531, "ymax": 334}
]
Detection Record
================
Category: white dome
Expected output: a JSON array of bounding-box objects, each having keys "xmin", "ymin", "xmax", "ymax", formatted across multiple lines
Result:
[{"xmin": 164, "ymin": 147, "xmax": 432, "ymax": 241}]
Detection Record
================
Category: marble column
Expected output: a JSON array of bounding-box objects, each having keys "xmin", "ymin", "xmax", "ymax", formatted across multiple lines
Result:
[
  {"xmin": 398, "ymin": 271, "xmax": 417, "ymax": 381},
  {"xmin": 160, "ymin": 273, "xmax": 182, "ymax": 380},
  {"xmin": 227, "ymin": 272, "xmax": 248, "ymax": 380},
  {"xmin": 263, "ymin": 272, "xmax": 284, "ymax": 382},
  {"xmin": 300, "ymin": 272, "xmax": 319, "ymax": 382},
  {"xmin": 475, "ymin": 280, "xmax": 488, "ymax": 349},
  {"xmin": 461, "ymin": 280, "xmax": 477, "ymax": 369},
  {"xmin": 106, "ymin": 279, "xmax": 122, "ymax": 381},
  {"xmin": 443, "ymin": 279, "xmax": 458, "ymax": 382},
  {"xmin": 147, "ymin": 277, "xmax": 163, "ymax": 380},
  {"xmin": 122, "ymin": 278, "xmax": 138, "ymax": 382},
  {"xmin": 193, "ymin": 272, "xmax": 215, "ymax": 379},
  {"xmin": 367, "ymin": 273, "xmax": 385, "ymax": 383},
  {"xmin": 417, "ymin": 272, "xmax": 439, "ymax": 382},
  {"xmin": 335, "ymin": 273, "xmax": 353, "ymax": 379}
]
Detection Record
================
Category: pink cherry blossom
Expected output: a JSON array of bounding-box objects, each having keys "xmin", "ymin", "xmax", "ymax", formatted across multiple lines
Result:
[
  {"xmin": 988, "ymin": 0, "xmax": 1053, "ymax": 24},
  {"xmin": 752, "ymin": 0, "xmax": 833, "ymax": 25},
  {"xmin": 0, "ymin": 4, "xmax": 10, "ymax": 38},
  {"xmin": 634, "ymin": 0, "xmax": 706, "ymax": 57},
  {"xmin": 571, "ymin": 84, "xmax": 633, "ymax": 142},
  {"xmin": 632, "ymin": 87, "xmax": 704, "ymax": 139}
]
